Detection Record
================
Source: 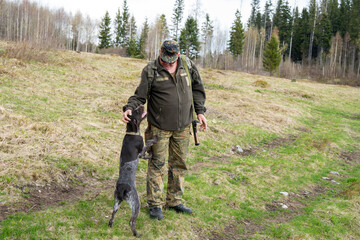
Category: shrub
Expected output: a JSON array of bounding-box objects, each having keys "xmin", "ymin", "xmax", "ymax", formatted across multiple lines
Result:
[
  {"xmin": 253, "ymin": 80, "xmax": 269, "ymax": 88},
  {"xmin": 0, "ymin": 42, "xmax": 48, "ymax": 63}
]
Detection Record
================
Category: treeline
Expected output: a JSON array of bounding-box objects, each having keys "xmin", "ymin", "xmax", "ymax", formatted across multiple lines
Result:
[
  {"xmin": 0, "ymin": 0, "xmax": 98, "ymax": 52},
  {"xmin": 232, "ymin": 0, "xmax": 360, "ymax": 83},
  {"xmin": 0, "ymin": 0, "xmax": 359, "ymax": 85}
]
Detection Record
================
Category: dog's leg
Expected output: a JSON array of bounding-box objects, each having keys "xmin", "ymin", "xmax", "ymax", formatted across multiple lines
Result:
[
  {"xmin": 128, "ymin": 190, "xmax": 141, "ymax": 237},
  {"xmin": 108, "ymin": 197, "xmax": 122, "ymax": 227},
  {"xmin": 139, "ymin": 136, "xmax": 159, "ymax": 159}
]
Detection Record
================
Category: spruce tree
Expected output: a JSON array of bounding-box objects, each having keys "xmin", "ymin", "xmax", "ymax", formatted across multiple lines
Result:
[
  {"xmin": 339, "ymin": 0, "xmax": 351, "ymax": 37},
  {"xmin": 298, "ymin": 9, "xmax": 311, "ymax": 61},
  {"xmin": 291, "ymin": 7, "xmax": 303, "ymax": 62},
  {"xmin": 127, "ymin": 37, "xmax": 139, "ymax": 57},
  {"xmin": 179, "ymin": 16, "xmax": 200, "ymax": 59},
  {"xmin": 129, "ymin": 15, "xmax": 137, "ymax": 39},
  {"xmin": 98, "ymin": 11, "xmax": 112, "ymax": 49},
  {"xmin": 263, "ymin": 30, "xmax": 281, "ymax": 76},
  {"xmin": 157, "ymin": 14, "xmax": 169, "ymax": 42},
  {"xmin": 349, "ymin": 0, "xmax": 360, "ymax": 41},
  {"xmin": 327, "ymin": 0, "xmax": 340, "ymax": 35},
  {"xmin": 228, "ymin": 10, "xmax": 245, "ymax": 57},
  {"xmin": 138, "ymin": 18, "xmax": 149, "ymax": 59},
  {"xmin": 114, "ymin": 8, "xmax": 122, "ymax": 47},
  {"xmin": 248, "ymin": 0, "xmax": 261, "ymax": 28},
  {"xmin": 171, "ymin": 0, "xmax": 184, "ymax": 41},
  {"xmin": 273, "ymin": 0, "xmax": 292, "ymax": 47},
  {"xmin": 120, "ymin": 0, "xmax": 130, "ymax": 47},
  {"xmin": 315, "ymin": 13, "xmax": 332, "ymax": 55},
  {"xmin": 263, "ymin": 0, "xmax": 273, "ymax": 40},
  {"xmin": 201, "ymin": 13, "xmax": 214, "ymax": 58}
]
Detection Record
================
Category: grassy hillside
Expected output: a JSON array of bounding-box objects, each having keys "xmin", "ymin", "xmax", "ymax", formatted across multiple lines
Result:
[{"xmin": 0, "ymin": 42, "xmax": 359, "ymax": 239}]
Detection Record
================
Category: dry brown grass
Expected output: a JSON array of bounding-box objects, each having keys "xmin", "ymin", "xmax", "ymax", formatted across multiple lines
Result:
[{"xmin": 1, "ymin": 41, "xmax": 360, "ymax": 206}]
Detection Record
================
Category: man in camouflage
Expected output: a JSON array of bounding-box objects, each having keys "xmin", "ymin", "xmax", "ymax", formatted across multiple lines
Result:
[{"xmin": 122, "ymin": 40, "xmax": 207, "ymax": 220}]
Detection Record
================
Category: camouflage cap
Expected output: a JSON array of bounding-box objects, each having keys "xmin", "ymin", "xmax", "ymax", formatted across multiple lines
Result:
[{"xmin": 160, "ymin": 40, "xmax": 180, "ymax": 63}]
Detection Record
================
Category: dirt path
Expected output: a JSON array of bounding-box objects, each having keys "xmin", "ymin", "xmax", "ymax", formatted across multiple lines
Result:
[{"xmin": 0, "ymin": 178, "xmax": 115, "ymax": 222}]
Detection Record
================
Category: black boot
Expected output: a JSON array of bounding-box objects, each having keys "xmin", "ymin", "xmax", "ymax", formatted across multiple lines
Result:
[
  {"xmin": 149, "ymin": 206, "xmax": 164, "ymax": 220},
  {"xmin": 169, "ymin": 204, "xmax": 193, "ymax": 214}
]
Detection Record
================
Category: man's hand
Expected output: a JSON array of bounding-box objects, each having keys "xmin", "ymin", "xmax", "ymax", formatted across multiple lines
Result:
[
  {"xmin": 197, "ymin": 114, "xmax": 207, "ymax": 131},
  {"xmin": 123, "ymin": 109, "xmax": 132, "ymax": 123}
]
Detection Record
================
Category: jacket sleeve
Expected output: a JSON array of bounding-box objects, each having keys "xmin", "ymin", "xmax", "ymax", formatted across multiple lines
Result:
[
  {"xmin": 190, "ymin": 60, "xmax": 206, "ymax": 115},
  {"xmin": 122, "ymin": 67, "xmax": 149, "ymax": 112}
]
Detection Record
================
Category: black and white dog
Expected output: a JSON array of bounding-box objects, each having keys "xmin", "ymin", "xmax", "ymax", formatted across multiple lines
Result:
[{"xmin": 108, "ymin": 105, "xmax": 157, "ymax": 237}]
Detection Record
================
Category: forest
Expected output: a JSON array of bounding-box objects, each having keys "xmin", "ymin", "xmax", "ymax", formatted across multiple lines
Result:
[{"xmin": 0, "ymin": 0, "xmax": 359, "ymax": 85}]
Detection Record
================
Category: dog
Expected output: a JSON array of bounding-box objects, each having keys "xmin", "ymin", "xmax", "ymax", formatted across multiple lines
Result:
[{"xmin": 108, "ymin": 105, "xmax": 158, "ymax": 237}]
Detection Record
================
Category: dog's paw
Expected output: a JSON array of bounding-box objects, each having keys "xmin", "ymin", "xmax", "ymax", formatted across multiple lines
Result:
[
  {"xmin": 152, "ymin": 135, "xmax": 159, "ymax": 143},
  {"xmin": 139, "ymin": 152, "xmax": 152, "ymax": 159}
]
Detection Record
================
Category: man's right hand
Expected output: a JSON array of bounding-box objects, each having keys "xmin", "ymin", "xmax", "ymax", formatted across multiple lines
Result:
[{"xmin": 122, "ymin": 109, "xmax": 132, "ymax": 123}]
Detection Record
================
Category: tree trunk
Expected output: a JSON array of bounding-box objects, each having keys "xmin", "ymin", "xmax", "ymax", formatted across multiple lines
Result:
[
  {"xmin": 308, "ymin": 8, "xmax": 317, "ymax": 65},
  {"xmin": 350, "ymin": 44, "xmax": 356, "ymax": 76},
  {"xmin": 357, "ymin": 55, "xmax": 360, "ymax": 78},
  {"xmin": 252, "ymin": 34, "xmax": 257, "ymax": 69},
  {"xmin": 258, "ymin": 30, "xmax": 264, "ymax": 72},
  {"xmin": 37, "ymin": 7, "xmax": 40, "ymax": 43}
]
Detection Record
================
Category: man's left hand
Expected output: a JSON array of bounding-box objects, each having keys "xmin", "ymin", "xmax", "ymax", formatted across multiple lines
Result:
[{"xmin": 197, "ymin": 114, "xmax": 207, "ymax": 131}]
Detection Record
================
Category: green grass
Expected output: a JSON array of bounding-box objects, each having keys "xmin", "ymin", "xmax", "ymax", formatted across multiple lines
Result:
[{"xmin": 0, "ymin": 42, "xmax": 359, "ymax": 239}]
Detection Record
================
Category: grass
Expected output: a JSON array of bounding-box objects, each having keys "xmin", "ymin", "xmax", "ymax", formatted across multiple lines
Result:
[{"xmin": 0, "ymin": 41, "xmax": 359, "ymax": 239}]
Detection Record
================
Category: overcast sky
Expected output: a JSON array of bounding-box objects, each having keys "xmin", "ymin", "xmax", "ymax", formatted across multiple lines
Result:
[{"xmin": 44, "ymin": 0, "xmax": 308, "ymax": 31}]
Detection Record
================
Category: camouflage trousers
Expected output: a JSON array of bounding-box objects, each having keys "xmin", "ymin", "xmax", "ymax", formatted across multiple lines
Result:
[{"xmin": 146, "ymin": 125, "xmax": 190, "ymax": 208}]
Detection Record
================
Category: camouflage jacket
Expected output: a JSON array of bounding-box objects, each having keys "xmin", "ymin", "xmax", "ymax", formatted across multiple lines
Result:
[{"xmin": 123, "ymin": 56, "xmax": 206, "ymax": 131}]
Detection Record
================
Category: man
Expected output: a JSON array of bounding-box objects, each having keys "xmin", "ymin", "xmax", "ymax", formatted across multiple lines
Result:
[{"xmin": 122, "ymin": 40, "xmax": 207, "ymax": 220}]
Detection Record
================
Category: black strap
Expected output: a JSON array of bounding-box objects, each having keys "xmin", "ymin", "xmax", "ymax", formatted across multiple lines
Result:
[{"xmin": 147, "ymin": 60, "xmax": 157, "ymax": 101}]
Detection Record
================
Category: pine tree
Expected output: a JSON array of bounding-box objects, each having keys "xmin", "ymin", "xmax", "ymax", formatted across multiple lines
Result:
[
  {"xmin": 179, "ymin": 16, "xmax": 200, "ymax": 59},
  {"xmin": 98, "ymin": 11, "xmax": 112, "ymax": 49},
  {"xmin": 114, "ymin": 8, "xmax": 122, "ymax": 47},
  {"xmin": 171, "ymin": 0, "xmax": 184, "ymax": 41},
  {"xmin": 263, "ymin": 29, "xmax": 281, "ymax": 75},
  {"xmin": 228, "ymin": 10, "xmax": 245, "ymax": 57}
]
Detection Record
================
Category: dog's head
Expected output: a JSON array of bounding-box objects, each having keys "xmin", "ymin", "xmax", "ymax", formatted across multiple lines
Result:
[{"xmin": 127, "ymin": 105, "xmax": 147, "ymax": 133}]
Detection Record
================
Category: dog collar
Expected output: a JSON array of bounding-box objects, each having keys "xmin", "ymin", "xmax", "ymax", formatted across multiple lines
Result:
[{"xmin": 126, "ymin": 132, "xmax": 140, "ymax": 136}]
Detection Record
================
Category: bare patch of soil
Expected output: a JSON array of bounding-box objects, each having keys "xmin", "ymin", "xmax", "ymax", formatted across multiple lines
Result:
[
  {"xmin": 190, "ymin": 161, "xmax": 223, "ymax": 172},
  {"xmin": 265, "ymin": 185, "xmax": 326, "ymax": 213},
  {"xmin": 207, "ymin": 155, "xmax": 232, "ymax": 164},
  {"xmin": 339, "ymin": 151, "xmax": 360, "ymax": 165},
  {"xmin": 349, "ymin": 114, "xmax": 360, "ymax": 120},
  {"xmin": 233, "ymin": 135, "xmax": 297, "ymax": 157},
  {"xmin": 0, "ymin": 178, "xmax": 114, "ymax": 222},
  {"xmin": 204, "ymin": 185, "xmax": 328, "ymax": 239}
]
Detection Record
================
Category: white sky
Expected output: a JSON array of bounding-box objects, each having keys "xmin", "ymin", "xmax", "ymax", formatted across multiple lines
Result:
[{"xmin": 44, "ymin": 0, "xmax": 309, "ymax": 31}]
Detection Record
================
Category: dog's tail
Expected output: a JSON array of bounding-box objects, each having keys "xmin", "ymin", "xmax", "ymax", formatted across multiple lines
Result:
[{"xmin": 116, "ymin": 184, "xmax": 132, "ymax": 200}]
